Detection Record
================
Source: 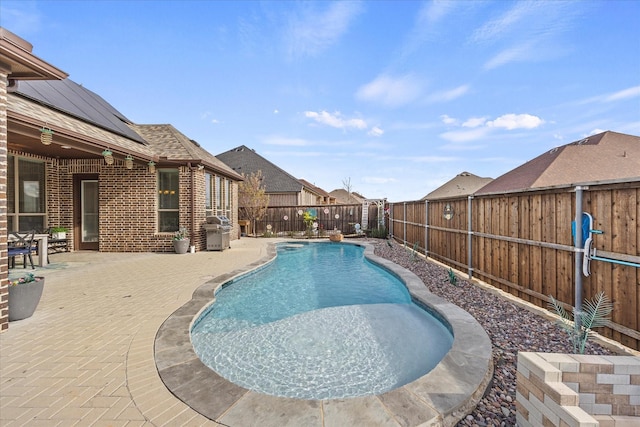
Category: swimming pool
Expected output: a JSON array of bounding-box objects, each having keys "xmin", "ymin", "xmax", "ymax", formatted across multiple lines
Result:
[{"xmin": 190, "ymin": 242, "xmax": 453, "ymax": 399}]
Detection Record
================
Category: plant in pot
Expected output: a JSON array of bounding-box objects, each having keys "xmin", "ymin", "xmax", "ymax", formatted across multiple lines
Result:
[
  {"xmin": 173, "ymin": 227, "xmax": 190, "ymax": 254},
  {"xmin": 50, "ymin": 226, "xmax": 69, "ymax": 240},
  {"xmin": 8, "ymin": 272, "xmax": 45, "ymax": 321}
]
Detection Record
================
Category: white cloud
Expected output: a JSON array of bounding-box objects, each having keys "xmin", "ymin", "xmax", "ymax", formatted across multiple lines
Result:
[
  {"xmin": 362, "ymin": 176, "xmax": 397, "ymax": 185},
  {"xmin": 483, "ymin": 42, "xmax": 534, "ymax": 70},
  {"xmin": 604, "ymin": 86, "xmax": 640, "ymax": 102},
  {"xmin": 588, "ymin": 128, "xmax": 606, "ymax": 136},
  {"xmin": 409, "ymin": 155, "xmax": 459, "ymax": 163},
  {"xmin": 439, "ymin": 113, "xmax": 544, "ymax": 145},
  {"xmin": 471, "ymin": 1, "xmax": 538, "ymax": 44},
  {"xmin": 356, "ymin": 74, "xmax": 424, "ymax": 108},
  {"xmin": 427, "ymin": 84, "xmax": 470, "ymax": 103},
  {"xmin": 304, "ymin": 111, "xmax": 367, "ymax": 130},
  {"xmin": 487, "ymin": 114, "xmax": 544, "ymax": 130},
  {"xmin": 473, "ymin": 1, "xmax": 580, "ymax": 69},
  {"xmin": 211, "ymin": 119, "xmax": 221, "ymax": 124},
  {"xmin": 440, "ymin": 114, "xmax": 459, "ymax": 125},
  {"xmin": 462, "ymin": 117, "xmax": 487, "ymax": 128},
  {"xmin": 575, "ymin": 85, "xmax": 640, "ymax": 106},
  {"xmin": 440, "ymin": 127, "xmax": 490, "ymax": 143},
  {"xmin": 394, "ymin": 1, "xmax": 461, "ymax": 65},
  {"xmin": 368, "ymin": 126, "xmax": 384, "ymax": 137},
  {"xmin": 286, "ymin": 1, "xmax": 363, "ymax": 58},
  {"xmin": 273, "ymin": 109, "xmax": 279, "ymax": 114}
]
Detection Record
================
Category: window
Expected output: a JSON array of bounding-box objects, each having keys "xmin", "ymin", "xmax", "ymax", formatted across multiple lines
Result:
[
  {"xmin": 205, "ymin": 173, "xmax": 213, "ymax": 217},
  {"xmin": 205, "ymin": 173, "xmax": 233, "ymax": 218},
  {"xmin": 224, "ymin": 178, "xmax": 231, "ymax": 218},
  {"xmin": 158, "ymin": 169, "xmax": 179, "ymax": 232},
  {"xmin": 215, "ymin": 175, "xmax": 221, "ymax": 213},
  {"xmin": 7, "ymin": 155, "xmax": 46, "ymax": 232}
]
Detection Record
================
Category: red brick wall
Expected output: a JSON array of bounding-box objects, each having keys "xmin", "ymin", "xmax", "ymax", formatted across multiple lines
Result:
[{"xmin": 54, "ymin": 160, "xmax": 236, "ymax": 252}]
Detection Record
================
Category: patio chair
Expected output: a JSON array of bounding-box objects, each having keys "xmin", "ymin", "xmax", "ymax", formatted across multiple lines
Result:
[{"xmin": 8, "ymin": 230, "xmax": 36, "ymax": 269}]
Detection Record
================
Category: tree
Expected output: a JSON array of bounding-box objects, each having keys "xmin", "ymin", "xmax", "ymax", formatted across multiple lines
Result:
[
  {"xmin": 342, "ymin": 177, "xmax": 353, "ymax": 203},
  {"xmin": 238, "ymin": 170, "xmax": 269, "ymax": 236}
]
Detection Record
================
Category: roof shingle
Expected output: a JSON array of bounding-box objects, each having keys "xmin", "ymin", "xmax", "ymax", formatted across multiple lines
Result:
[
  {"xmin": 476, "ymin": 131, "xmax": 640, "ymax": 194},
  {"xmin": 216, "ymin": 145, "xmax": 302, "ymax": 193}
]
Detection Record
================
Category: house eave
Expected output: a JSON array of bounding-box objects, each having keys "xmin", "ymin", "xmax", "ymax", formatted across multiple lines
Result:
[{"xmin": 0, "ymin": 27, "xmax": 68, "ymax": 80}]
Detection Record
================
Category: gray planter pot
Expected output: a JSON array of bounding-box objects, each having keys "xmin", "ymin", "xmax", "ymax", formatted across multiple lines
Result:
[
  {"xmin": 173, "ymin": 239, "xmax": 190, "ymax": 254},
  {"xmin": 8, "ymin": 277, "xmax": 45, "ymax": 321}
]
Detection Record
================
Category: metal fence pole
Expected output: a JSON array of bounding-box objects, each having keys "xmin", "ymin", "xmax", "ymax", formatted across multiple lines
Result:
[
  {"xmin": 468, "ymin": 195, "xmax": 473, "ymax": 279},
  {"xmin": 574, "ymin": 186, "xmax": 584, "ymax": 328}
]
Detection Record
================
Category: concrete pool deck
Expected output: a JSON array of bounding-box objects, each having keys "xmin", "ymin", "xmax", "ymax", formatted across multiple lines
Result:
[
  {"xmin": 1, "ymin": 238, "xmax": 492, "ymax": 426},
  {"xmin": 155, "ymin": 241, "xmax": 492, "ymax": 427}
]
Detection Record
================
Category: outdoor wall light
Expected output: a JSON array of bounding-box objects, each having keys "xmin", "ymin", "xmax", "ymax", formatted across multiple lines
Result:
[
  {"xmin": 102, "ymin": 149, "xmax": 114, "ymax": 165},
  {"xmin": 40, "ymin": 127, "xmax": 53, "ymax": 145},
  {"xmin": 125, "ymin": 155, "xmax": 134, "ymax": 170},
  {"xmin": 148, "ymin": 161, "xmax": 156, "ymax": 173}
]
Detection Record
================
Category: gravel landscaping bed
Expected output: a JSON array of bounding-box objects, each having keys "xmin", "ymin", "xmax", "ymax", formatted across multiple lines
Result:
[{"xmin": 372, "ymin": 239, "xmax": 618, "ymax": 427}]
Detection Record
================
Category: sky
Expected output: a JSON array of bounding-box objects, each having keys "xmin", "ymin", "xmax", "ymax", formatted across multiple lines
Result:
[{"xmin": 2, "ymin": 1, "xmax": 639, "ymax": 202}]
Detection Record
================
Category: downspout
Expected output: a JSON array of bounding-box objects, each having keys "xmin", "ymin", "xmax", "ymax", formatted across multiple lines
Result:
[
  {"xmin": 190, "ymin": 163, "xmax": 196, "ymax": 245},
  {"xmin": 574, "ymin": 186, "xmax": 584, "ymax": 328}
]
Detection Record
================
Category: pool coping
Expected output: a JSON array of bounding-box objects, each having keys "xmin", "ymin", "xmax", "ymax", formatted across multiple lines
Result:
[{"xmin": 154, "ymin": 240, "xmax": 493, "ymax": 426}]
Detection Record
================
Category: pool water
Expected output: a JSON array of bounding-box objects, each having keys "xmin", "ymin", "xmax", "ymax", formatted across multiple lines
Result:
[{"xmin": 191, "ymin": 242, "xmax": 453, "ymax": 400}]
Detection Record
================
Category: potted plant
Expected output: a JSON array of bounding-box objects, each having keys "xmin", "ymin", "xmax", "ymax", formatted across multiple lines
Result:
[
  {"xmin": 50, "ymin": 227, "xmax": 69, "ymax": 240},
  {"xmin": 173, "ymin": 227, "xmax": 190, "ymax": 254},
  {"xmin": 8, "ymin": 272, "xmax": 45, "ymax": 321}
]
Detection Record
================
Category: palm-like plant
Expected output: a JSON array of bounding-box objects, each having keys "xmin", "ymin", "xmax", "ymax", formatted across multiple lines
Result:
[{"xmin": 549, "ymin": 291, "xmax": 613, "ymax": 354}]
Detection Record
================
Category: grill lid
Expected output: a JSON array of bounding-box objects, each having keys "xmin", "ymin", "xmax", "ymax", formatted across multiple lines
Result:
[{"xmin": 207, "ymin": 215, "xmax": 230, "ymax": 225}]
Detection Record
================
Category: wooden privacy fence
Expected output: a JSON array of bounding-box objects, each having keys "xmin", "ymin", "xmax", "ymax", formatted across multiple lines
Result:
[
  {"xmin": 389, "ymin": 179, "xmax": 640, "ymax": 351},
  {"xmin": 250, "ymin": 204, "xmax": 383, "ymax": 236}
]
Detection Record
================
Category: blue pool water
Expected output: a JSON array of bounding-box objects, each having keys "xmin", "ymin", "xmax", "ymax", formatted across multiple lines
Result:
[{"xmin": 191, "ymin": 242, "xmax": 453, "ymax": 400}]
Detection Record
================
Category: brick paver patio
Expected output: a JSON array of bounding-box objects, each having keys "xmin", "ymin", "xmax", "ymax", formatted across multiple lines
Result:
[{"xmin": 1, "ymin": 238, "xmax": 269, "ymax": 426}]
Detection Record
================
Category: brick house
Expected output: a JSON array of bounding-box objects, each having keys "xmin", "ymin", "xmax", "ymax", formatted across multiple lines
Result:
[{"xmin": 1, "ymin": 28, "xmax": 242, "ymax": 331}]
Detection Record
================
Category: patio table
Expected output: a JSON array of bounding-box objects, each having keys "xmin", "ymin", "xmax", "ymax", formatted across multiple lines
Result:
[{"xmin": 8, "ymin": 233, "xmax": 49, "ymax": 267}]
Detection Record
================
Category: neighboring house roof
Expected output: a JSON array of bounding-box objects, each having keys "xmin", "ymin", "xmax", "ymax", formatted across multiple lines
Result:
[
  {"xmin": 298, "ymin": 178, "xmax": 332, "ymax": 198},
  {"xmin": 329, "ymin": 188, "xmax": 366, "ymax": 204},
  {"xmin": 129, "ymin": 124, "xmax": 242, "ymax": 180},
  {"xmin": 216, "ymin": 145, "xmax": 303, "ymax": 193},
  {"xmin": 422, "ymin": 172, "xmax": 493, "ymax": 200},
  {"xmin": 477, "ymin": 131, "xmax": 640, "ymax": 195},
  {"xmin": 12, "ymin": 79, "xmax": 146, "ymax": 144}
]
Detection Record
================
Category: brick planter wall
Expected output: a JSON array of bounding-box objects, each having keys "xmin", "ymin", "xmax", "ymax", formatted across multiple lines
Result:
[{"xmin": 516, "ymin": 352, "xmax": 640, "ymax": 427}]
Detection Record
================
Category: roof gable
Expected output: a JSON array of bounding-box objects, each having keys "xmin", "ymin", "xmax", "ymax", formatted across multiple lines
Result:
[
  {"xmin": 298, "ymin": 178, "xmax": 331, "ymax": 197},
  {"xmin": 423, "ymin": 171, "xmax": 493, "ymax": 200},
  {"xmin": 329, "ymin": 188, "xmax": 366, "ymax": 204},
  {"xmin": 216, "ymin": 145, "xmax": 302, "ymax": 193},
  {"xmin": 129, "ymin": 124, "xmax": 241, "ymax": 179},
  {"xmin": 477, "ymin": 131, "xmax": 640, "ymax": 194}
]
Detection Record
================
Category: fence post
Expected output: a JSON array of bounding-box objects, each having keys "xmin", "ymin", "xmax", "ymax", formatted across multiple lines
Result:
[
  {"xmin": 468, "ymin": 195, "xmax": 473, "ymax": 280},
  {"xmin": 574, "ymin": 186, "xmax": 584, "ymax": 328},
  {"xmin": 403, "ymin": 202, "xmax": 407, "ymax": 245},
  {"xmin": 425, "ymin": 199, "xmax": 429, "ymax": 257}
]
